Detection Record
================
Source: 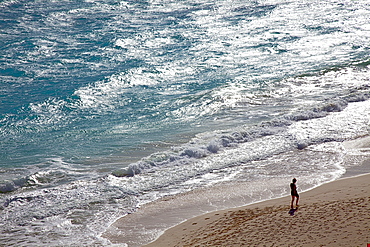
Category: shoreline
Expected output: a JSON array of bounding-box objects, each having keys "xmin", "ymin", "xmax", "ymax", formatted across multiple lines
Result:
[
  {"xmin": 103, "ymin": 136, "xmax": 370, "ymax": 246},
  {"xmin": 145, "ymin": 172, "xmax": 370, "ymax": 247}
]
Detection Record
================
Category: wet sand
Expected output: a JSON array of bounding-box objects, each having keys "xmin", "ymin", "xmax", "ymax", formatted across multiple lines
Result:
[{"xmin": 145, "ymin": 172, "xmax": 370, "ymax": 247}]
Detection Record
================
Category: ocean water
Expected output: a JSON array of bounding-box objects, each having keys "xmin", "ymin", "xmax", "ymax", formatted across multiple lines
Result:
[{"xmin": 1, "ymin": 0, "xmax": 370, "ymax": 246}]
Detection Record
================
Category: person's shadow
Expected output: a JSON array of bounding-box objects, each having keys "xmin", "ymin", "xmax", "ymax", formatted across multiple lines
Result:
[{"xmin": 288, "ymin": 207, "xmax": 298, "ymax": 216}]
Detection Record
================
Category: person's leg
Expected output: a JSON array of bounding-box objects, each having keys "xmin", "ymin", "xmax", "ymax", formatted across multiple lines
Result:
[
  {"xmin": 291, "ymin": 196, "xmax": 295, "ymax": 209},
  {"xmin": 296, "ymin": 195, "xmax": 299, "ymax": 207}
]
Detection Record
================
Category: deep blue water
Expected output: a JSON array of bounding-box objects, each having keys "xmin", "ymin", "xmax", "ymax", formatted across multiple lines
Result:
[{"xmin": 1, "ymin": 0, "xmax": 370, "ymax": 246}]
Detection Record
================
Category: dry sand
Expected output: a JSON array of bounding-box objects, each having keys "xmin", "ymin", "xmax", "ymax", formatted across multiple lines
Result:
[{"xmin": 145, "ymin": 172, "xmax": 370, "ymax": 247}]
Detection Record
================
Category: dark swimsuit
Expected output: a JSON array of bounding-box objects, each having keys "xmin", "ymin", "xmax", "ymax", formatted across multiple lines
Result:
[{"xmin": 290, "ymin": 183, "xmax": 299, "ymax": 197}]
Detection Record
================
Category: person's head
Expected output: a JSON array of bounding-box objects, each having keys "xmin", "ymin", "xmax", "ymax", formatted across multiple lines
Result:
[{"xmin": 292, "ymin": 178, "xmax": 297, "ymax": 183}]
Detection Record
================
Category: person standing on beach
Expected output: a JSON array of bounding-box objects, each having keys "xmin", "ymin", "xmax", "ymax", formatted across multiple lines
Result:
[{"xmin": 290, "ymin": 178, "xmax": 299, "ymax": 209}]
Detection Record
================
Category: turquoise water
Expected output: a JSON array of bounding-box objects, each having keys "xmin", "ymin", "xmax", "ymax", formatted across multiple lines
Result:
[{"xmin": 1, "ymin": 0, "xmax": 370, "ymax": 245}]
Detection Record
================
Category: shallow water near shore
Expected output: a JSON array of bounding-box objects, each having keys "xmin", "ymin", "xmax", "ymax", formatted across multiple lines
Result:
[{"xmin": 1, "ymin": 0, "xmax": 370, "ymax": 246}]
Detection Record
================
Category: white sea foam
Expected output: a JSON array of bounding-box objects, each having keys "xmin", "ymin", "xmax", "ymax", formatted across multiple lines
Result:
[
  {"xmin": 114, "ymin": 38, "xmax": 137, "ymax": 49},
  {"xmin": 73, "ymin": 68, "xmax": 160, "ymax": 110},
  {"xmin": 0, "ymin": 0, "xmax": 20, "ymax": 8}
]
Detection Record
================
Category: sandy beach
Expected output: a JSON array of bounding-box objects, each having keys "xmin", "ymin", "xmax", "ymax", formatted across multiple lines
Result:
[{"xmin": 145, "ymin": 171, "xmax": 370, "ymax": 247}]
